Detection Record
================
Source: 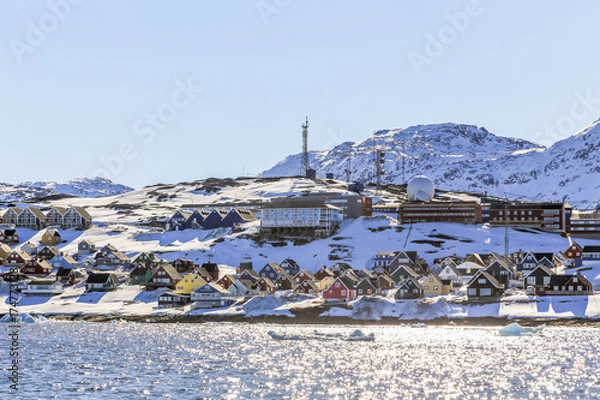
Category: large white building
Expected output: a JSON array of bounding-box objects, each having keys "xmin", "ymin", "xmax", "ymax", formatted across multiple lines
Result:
[{"xmin": 260, "ymin": 198, "xmax": 343, "ymax": 237}]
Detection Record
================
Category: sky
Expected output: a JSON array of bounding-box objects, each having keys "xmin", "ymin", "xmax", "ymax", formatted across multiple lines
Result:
[{"xmin": 1, "ymin": 0, "xmax": 600, "ymax": 189}]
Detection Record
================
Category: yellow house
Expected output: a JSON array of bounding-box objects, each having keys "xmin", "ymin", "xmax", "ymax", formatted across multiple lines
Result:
[
  {"xmin": 318, "ymin": 276, "xmax": 335, "ymax": 292},
  {"xmin": 421, "ymin": 274, "xmax": 453, "ymax": 297},
  {"xmin": 41, "ymin": 229, "xmax": 62, "ymax": 246},
  {"xmin": 175, "ymin": 273, "xmax": 208, "ymax": 294},
  {"xmin": 0, "ymin": 243, "xmax": 13, "ymax": 259}
]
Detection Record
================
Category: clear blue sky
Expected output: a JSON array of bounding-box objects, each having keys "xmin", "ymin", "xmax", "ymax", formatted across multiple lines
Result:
[{"xmin": 1, "ymin": 0, "xmax": 599, "ymax": 188}]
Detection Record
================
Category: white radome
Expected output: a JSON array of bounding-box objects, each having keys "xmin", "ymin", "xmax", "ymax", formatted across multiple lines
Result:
[{"xmin": 407, "ymin": 175, "xmax": 435, "ymax": 202}]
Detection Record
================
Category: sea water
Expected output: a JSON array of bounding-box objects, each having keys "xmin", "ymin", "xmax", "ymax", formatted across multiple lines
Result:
[{"xmin": 1, "ymin": 322, "xmax": 599, "ymax": 399}]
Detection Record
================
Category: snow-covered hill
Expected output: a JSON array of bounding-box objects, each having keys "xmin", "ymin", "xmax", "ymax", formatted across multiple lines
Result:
[
  {"xmin": 0, "ymin": 177, "xmax": 133, "ymax": 202},
  {"xmin": 261, "ymin": 120, "xmax": 600, "ymax": 208}
]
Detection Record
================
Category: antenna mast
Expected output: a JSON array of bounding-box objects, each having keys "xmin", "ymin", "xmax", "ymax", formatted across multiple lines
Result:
[{"xmin": 301, "ymin": 117, "xmax": 309, "ymax": 176}]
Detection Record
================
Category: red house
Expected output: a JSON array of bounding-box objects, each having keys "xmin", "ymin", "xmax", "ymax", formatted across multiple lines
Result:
[
  {"xmin": 322, "ymin": 276, "xmax": 357, "ymax": 302},
  {"xmin": 257, "ymin": 277, "xmax": 276, "ymax": 294},
  {"xmin": 564, "ymin": 242, "xmax": 583, "ymax": 267},
  {"xmin": 5, "ymin": 251, "xmax": 31, "ymax": 267},
  {"xmin": 293, "ymin": 270, "xmax": 316, "ymax": 285},
  {"xmin": 20, "ymin": 259, "xmax": 53, "ymax": 276}
]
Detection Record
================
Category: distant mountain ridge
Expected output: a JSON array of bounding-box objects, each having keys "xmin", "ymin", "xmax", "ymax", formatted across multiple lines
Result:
[
  {"xmin": 0, "ymin": 177, "xmax": 134, "ymax": 203},
  {"xmin": 261, "ymin": 120, "xmax": 600, "ymax": 209}
]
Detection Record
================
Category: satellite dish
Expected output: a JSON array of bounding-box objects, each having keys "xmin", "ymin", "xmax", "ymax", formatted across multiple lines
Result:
[{"xmin": 407, "ymin": 175, "xmax": 435, "ymax": 202}]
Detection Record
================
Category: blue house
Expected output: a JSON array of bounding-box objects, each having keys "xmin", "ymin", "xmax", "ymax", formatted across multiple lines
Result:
[
  {"xmin": 279, "ymin": 258, "xmax": 300, "ymax": 277},
  {"xmin": 221, "ymin": 208, "xmax": 257, "ymax": 228},
  {"xmin": 48, "ymin": 253, "xmax": 78, "ymax": 269},
  {"xmin": 184, "ymin": 209, "xmax": 206, "ymax": 230},
  {"xmin": 517, "ymin": 252, "xmax": 554, "ymax": 272},
  {"xmin": 167, "ymin": 210, "xmax": 192, "ymax": 231},
  {"xmin": 259, "ymin": 262, "xmax": 285, "ymax": 282},
  {"xmin": 582, "ymin": 246, "xmax": 600, "ymax": 265},
  {"xmin": 202, "ymin": 209, "xmax": 228, "ymax": 229}
]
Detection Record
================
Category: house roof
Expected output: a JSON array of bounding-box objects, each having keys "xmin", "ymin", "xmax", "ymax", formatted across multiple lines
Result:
[
  {"xmin": 29, "ymin": 279, "xmax": 59, "ymax": 286},
  {"xmin": 549, "ymin": 273, "xmax": 592, "ymax": 287},
  {"xmin": 524, "ymin": 265, "xmax": 554, "ymax": 279},
  {"xmin": 583, "ymin": 245, "xmax": 600, "ymax": 252},
  {"xmin": 56, "ymin": 267, "xmax": 75, "ymax": 277},
  {"xmin": 468, "ymin": 271, "xmax": 503, "ymax": 289},
  {"xmin": 294, "ymin": 270, "xmax": 315, "ymax": 281},
  {"xmin": 130, "ymin": 265, "xmax": 152, "ymax": 276},
  {"xmin": 398, "ymin": 277, "xmax": 423, "ymax": 290},
  {"xmin": 197, "ymin": 282, "xmax": 231, "ymax": 294},
  {"xmin": 24, "ymin": 207, "xmax": 47, "ymax": 221},
  {"xmin": 157, "ymin": 264, "xmax": 182, "ymax": 280},
  {"xmin": 49, "ymin": 206, "xmax": 68, "ymax": 216},
  {"xmin": 45, "ymin": 228, "xmax": 61, "ymax": 237},
  {"xmin": 86, "ymin": 273, "xmax": 115, "ymax": 284},
  {"xmin": 72, "ymin": 206, "xmax": 92, "ymax": 221},
  {"xmin": 79, "ymin": 239, "xmax": 95, "ymax": 246}
]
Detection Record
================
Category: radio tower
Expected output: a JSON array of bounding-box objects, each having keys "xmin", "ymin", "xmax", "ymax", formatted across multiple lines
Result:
[{"xmin": 301, "ymin": 117, "xmax": 309, "ymax": 176}]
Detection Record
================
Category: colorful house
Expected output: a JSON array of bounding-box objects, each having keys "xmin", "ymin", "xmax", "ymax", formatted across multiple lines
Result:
[
  {"xmin": 279, "ymin": 258, "xmax": 301, "ymax": 277},
  {"xmin": 322, "ymin": 276, "xmax": 356, "ymax": 302},
  {"xmin": 564, "ymin": 242, "xmax": 583, "ymax": 267},
  {"xmin": 220, "ymin": 208, "xmax": 257, "ymax": 228},
  {"xmin": 129, "ymin": 265, "xmax": 154, "ymax": 285},
  {"xmin": 421, "ymin": 274, "xmax": 453, "ymax": 297},
  {"xmin": 48, "ymin": 253, "xmax": 78, "ymax": 269},
  {"xmin": 20, "ymin": 259, "xmax": 53, "ymax": 276},
  {"xmin": 143, "ymin": 264, "xmax": 182, "ymax": 290},
  {"xmin": 293, "ymin": 279, "xmax": 319, "ymax": 295},
  {"xmin": 175, "ymin": 273, "xmax": 208, "ymax": 294},
  {"xmin": 78, "ymin": 239, "xmax": 96, "ymax": 255}
]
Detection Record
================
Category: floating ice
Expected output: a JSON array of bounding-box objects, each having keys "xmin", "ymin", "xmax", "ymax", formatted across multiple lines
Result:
[
  {"xmin": 267, "ymin": 329, "xmax": 374, "ymax": 342},
  {"xmin": 0, "ymin": 313, "xmax": 48, "ymax": 323},
  {"xmin": 498, "ymin": 322, "xmax": 542, "ymax": 337}
]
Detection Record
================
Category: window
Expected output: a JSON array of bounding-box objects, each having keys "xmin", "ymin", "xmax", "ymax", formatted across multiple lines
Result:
[
  {"xmin": 478, "ymin": 278, "xmax": 486, "ymax": 284},
  {"xmin": 543, "ymin": 276, "xmax": 550, "ymax": 285},
  {"xmin": 468, "ymin": 288, "xmax": 477, "ymax": 296},
  {"xmin": 341, "ymin": 290, "xmax": 346, "ymax": 296},
  {"xmin": 335, "ymin": 282, "xmax": 340, "ymax": 288},
  {"xmin": 527, "ymin": 277, "xmax": 536, "ymax": 285},
  {"xmin": 480, "ymin": 288, "xmax": 492, "ymax": 296},
  {"xmin": 358, "ymin": 289, "xmax": 363, "ymax": 295},
  {"xmin": 573, "ymin": 277, "xmax": 578, "ymax": 283},
  {"xmin": 424, "ymin": 285, "xmax": 429, "ymax": 290}
]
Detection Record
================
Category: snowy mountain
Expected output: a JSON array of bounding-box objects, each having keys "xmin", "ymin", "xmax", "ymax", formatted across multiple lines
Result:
[
  {"xmin": 0, "ymin": 177, "xmax": 134, "ymax": 203},
  {"xmin": 261, "ymin": 121, "xmax": 600, "ymax": 208}
]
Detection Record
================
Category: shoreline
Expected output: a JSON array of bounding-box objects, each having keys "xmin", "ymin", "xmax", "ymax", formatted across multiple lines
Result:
[{"xmin": 16, "ymin": 310, "xmax": 600, "ymax": 327}]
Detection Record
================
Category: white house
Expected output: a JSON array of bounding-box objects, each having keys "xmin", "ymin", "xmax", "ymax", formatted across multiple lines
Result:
[{"xmin": 22, "ymin": 280, "xmax": 64, "ymax": 297}]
